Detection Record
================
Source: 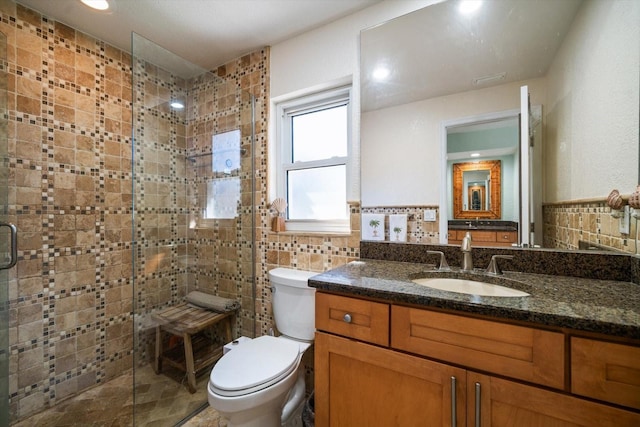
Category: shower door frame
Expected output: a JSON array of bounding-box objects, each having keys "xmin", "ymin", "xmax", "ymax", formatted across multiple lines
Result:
[{"xmin": 0, "ymin": 30, "xmax": 11, "ymax": 427}]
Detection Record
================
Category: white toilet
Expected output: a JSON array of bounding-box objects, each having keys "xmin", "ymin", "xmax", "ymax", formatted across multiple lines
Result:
[{"xmin": 208, "ymin": 268, "xmax": 317, "ymax": 427}]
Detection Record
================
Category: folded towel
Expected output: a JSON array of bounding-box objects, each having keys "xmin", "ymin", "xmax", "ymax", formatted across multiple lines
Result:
[{"xmin": 186, "ymin": 291, "xmax": 240, "ymax": 313}]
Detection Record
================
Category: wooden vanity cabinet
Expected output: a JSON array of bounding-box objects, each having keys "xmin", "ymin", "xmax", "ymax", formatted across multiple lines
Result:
[
  {"xmin": 314, "ymin": 292, "xmax": 640, "ymax": 427},
  {"xmin": 448, "ymin": 229, "xmax": 517, "ymax": 247}
]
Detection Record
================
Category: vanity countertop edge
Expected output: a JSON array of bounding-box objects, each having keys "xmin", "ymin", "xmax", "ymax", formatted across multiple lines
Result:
[{"xmin": 308, "ymin": 258, "xmax": 640, "ymax": 340}]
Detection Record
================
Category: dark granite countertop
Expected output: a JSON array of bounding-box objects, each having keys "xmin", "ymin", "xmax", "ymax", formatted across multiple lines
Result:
[
  {"xmin": 448, "ymin": 220, "xmax": 518, "ymax": 231},
  {"xmin": 309, "ymin": 258, "xmax": 640, "ymax": 340}
]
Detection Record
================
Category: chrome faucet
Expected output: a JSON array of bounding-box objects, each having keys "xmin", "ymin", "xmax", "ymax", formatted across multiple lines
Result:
[
  {"xmin": 426, "ymin": 250, "xmax": 451, "ymax": 271},
  {"xmin": 486, "ymin": 255, "xmax": 514, "ymax": 275},
  {"xmin": 461, "ymin": 231, "xmax": 473, "ymax": 272}
]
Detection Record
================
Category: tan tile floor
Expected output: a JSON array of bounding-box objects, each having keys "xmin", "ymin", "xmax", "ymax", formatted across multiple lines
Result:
[{"xmin": 12, "ymin": 364, "xmax": 228, "ymax": 427}]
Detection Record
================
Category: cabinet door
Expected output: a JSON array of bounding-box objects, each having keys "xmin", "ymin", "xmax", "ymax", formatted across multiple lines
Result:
[
  {"xmin": 315, "ymin": 332, "xmax": 466, "ymax": 427},
  {"xmin": 467, "ymin": 372, "xmax": 640, "ymax": 427}
]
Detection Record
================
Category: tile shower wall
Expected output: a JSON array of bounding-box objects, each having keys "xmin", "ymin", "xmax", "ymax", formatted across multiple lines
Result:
[
  {"xmin": 543, "ymin": 201, "xmax": 637, "ymax": 254},
  {"xmin": 132, "ymin": 48, "xmax": 262, "ymax": 363},
  {"xmin": 2, "ymin": 1, "xmax": 267, "ymax": 421},
  {"xmin": 2, "ymin": 2, "xmax": 133, "ymax": 420}
]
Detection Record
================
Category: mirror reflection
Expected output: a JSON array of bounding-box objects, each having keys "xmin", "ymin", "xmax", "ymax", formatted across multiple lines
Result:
[
  {"xmin": 360, "ymin": 0, "xmax": 639, "ymax": 251},
  {"xmin": 453, "ymin": 160, "xmax": 500, "ymax": 219}
]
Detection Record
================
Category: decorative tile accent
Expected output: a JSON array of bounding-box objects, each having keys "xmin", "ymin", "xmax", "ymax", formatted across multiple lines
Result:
[{"xmin": 361, "ymin": 206, "xmax": 440, "ymax": 244}]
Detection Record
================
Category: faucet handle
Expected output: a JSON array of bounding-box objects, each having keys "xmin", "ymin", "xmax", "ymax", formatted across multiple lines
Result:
[
  {"xmin": 486, "ymin": 255, "xmax": 514, "ymax": 275},
  {"xmin": 427, "ymin": 250, "xmax": 451, "ymax": 271}
]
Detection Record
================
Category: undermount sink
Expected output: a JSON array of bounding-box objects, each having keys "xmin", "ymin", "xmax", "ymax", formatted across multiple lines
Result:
[{"xmin": 412, "ymin": 277, "xmax": 530, "ymax": 297}]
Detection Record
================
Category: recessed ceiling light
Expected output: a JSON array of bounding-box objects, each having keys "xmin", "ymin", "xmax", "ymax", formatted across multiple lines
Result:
[
  {"xmin": 459, "ymin": 0, "xmax": 482, "ymax": 15},
  {"xmin": 80, "ymin": 0, "xmax": 110, "ymax": 11},
  {"xmin": 470, "ymin": 152, "xmax": 481, "ymax": 157},
  {"xmin": 372, "ymin": 66, "xmax": 390, "ymax": 81},
  {"xmin": 170, "ymin": 101, "xmax": 185, "ymax": 109}
]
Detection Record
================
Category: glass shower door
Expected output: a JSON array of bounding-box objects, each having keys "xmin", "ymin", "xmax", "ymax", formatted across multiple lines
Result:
[
  {"xmin": 0, "ymin": 31, "xmax": 13, "ymax": 427},
  {"xmin": 131, "ymin": 33, "xmax": 256, "ymax": 426}
]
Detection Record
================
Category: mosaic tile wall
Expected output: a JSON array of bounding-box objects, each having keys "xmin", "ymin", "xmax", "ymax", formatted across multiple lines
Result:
[
  {"xmin": 2, "ymin": 1, "xmax": 268, "ymax": 421},
  {"xmin": 131, "ymin": 50, "xmax": 267, "ymax": 361},
  {"xmin": 1, "ymin": 2, "xmax": 134, "ymax": 420},
  {"xmin": 543, "ymin": 200, "xmax": 638, "ymax": 254},
  {"xmin": 257, "ymin": 199, "xmax": 362, "ymax": 335},
  {"xmin": 131, "ymin": 47, "xmax": 263, "ymax": 364}
]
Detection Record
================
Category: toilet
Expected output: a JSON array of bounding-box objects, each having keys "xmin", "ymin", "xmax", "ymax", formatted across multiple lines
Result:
[{"xmin": 208, "ymin": 268, "xmax": 317, "ymax": 427}]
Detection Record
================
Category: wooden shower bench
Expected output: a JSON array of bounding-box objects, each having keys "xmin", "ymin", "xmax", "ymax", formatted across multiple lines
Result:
[{"xmin": 152, "ymin": 303, "xmax": 235, "ymax": 393}]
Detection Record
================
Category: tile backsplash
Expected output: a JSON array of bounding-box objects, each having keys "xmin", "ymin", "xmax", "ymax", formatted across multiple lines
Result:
[{"xmin": 543, "ymin": 200, "xmax": 637, "ymax": 254}]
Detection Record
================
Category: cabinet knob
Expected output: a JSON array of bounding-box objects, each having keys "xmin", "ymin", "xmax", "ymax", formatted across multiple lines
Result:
[{"xmin": 343, "ymin": 313, "xmax": 352, "ymax": 323}]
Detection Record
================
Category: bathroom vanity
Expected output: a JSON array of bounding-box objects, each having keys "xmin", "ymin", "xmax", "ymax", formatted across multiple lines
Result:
[
  {"xmin": 447, "ymin": 221, "xmax": 518, "ymax": 248},
  {"xmin": 310, "ymin": 247, "xmax": 640, "ymax": 426}
]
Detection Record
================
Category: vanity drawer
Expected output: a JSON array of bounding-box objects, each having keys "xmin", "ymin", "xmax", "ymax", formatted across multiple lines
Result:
[
  {"xmin": 316, "ymin": 293, "xmax": 389, "ymax": 347},
  {"xmin": 391, "ymin": 306, "xmax": 565, "ymax": 389},
  {"xmin": 571, "ymin": 337, "xmax": 640, "ymax": 410},
  {"xmin": 460, "ymin": 230, "xmax": 495, "ymax": 242},
  {"xmin": 497, "ymin": 231, "xmax": 517, "ymax": 243}
]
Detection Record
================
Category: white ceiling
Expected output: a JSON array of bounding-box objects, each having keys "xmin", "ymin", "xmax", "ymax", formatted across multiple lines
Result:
[
  {"xmin": 360, "ymin": 0, "xmax": 583, "ymax": 111},
  {"xmin": 16, "ymin": 0, "xmax": 383, "ymax": 71}
]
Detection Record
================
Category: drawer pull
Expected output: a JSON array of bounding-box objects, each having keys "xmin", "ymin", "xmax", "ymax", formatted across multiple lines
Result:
[
  {"xmin": 475, "ymin": 382, "xmax": 481, "ymax": 427},
  {"xmin": 451, "ymin": 376, "xmax": 457, "ymax": 427},
  {"xmin": 343, "ymin": 313, "xmax": 352, "ymax": 323}
]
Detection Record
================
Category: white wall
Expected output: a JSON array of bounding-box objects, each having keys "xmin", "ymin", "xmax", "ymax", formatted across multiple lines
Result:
[
  {"xmin": 360, "ymin": 78, "xmax": 546, "ymax": 206},
  {"xmin": 545, "ymin": 0, "xmax": 639, "ymax": 202},
  {"xmin": 270, "ymin": 0, "xmax": 639, "ymax": 208},
  {"xmin": 269, "ymin": 0, "xmax": 437, "ymax": 201}
]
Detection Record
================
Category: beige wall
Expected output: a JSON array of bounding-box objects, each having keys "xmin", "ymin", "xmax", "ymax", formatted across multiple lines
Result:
[
  {"xmin": 361, "ymin": 78, "xmax": 546, "ymax": 208},
  {"xmin": 541, "ymin": 0, "xmax": 639, "ymax": 254},
  {"xmin": 544, "ymin": 0, "xmax": 639, "ymax": 202}
]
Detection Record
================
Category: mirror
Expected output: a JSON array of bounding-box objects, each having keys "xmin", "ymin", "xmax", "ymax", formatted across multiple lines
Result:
[
  {"xmin": 453, "ymin": 160, "xmax": 500, "ymax": 219},
  {"xmin": 360, "ymin": 0, "xmax": 639, "ymax": 250}
]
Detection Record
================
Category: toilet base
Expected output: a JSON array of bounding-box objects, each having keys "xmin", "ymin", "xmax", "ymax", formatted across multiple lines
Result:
[
  {"xmin": 282, "ymin": 369, "xmax": 305, "ymax": 427},
  {"xmin": 208, "ymin": 357, "xmax": 301, "ymax": 427}
]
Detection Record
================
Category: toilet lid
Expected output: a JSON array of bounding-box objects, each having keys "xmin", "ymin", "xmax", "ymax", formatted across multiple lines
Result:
[{"xmin": 210, "ymin": 336, "xmax": 300, "ymax": 396}]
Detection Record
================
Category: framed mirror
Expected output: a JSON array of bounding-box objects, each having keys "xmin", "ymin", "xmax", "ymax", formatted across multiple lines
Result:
[{"xmin": 453, "ymin": 160, "xmax": 500, "ymax": 219}]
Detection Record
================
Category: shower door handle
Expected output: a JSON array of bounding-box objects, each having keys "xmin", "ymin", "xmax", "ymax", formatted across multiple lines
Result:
[{"xmin": 0, "ymin": 222, "xmax": 17, "ymax": 270}]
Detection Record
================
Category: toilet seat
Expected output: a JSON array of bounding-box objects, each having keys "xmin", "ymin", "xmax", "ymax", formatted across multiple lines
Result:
[{"xmin": 210, "ymin": 336, "xmax": 301, "ymax": 397}]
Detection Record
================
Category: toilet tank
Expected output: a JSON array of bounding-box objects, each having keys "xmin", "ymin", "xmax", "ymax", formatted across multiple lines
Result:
[{"xmin": 268, "ymin": 268, "xmax": 317, "ymax": 341}]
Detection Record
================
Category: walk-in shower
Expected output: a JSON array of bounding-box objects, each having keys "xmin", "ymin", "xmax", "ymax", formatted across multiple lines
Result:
[{"xmin": 131, "ymin": 33, "xmax": 256, "ymax": 425}]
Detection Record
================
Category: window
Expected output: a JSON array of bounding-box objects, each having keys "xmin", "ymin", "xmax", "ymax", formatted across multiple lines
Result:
[{"xmin": 276, "ymin": 86, "xmax": 351, "ymax": 233}]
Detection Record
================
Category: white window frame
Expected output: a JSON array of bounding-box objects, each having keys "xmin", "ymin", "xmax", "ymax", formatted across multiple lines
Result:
[{"xmin": 275, "ymin": 85, "xmax": 352, "ymax": 233}]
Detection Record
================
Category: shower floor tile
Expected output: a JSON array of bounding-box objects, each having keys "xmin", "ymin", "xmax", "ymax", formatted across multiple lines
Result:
[{"xmin": 12, "ymin": 364, "xmax": 228, "ymax": 427}]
